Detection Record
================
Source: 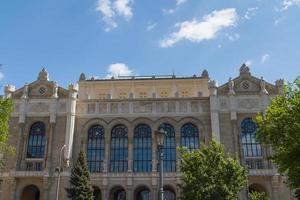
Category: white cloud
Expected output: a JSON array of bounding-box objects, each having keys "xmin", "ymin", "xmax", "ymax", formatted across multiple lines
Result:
[
  {"xmin": 245, "ymin": 60, "xmax": 253, "ymax": 66},
  {"xmin": 106, "ymin": 63, "xmax": 133, "ymax": 78},
  {"xmin": 147, "ymin": 23, "xmax": 157, "ymax": 31},
  {"xmin": 159, "ymin": 8, "xmax": 238, "ymax": 48},
  {"xmin": 176, "ymin": 0, "xmax": 188, "ymax": 6},
  {"xmin": 261, "ymin": 54, "xmax": 270, "ymax": 63},
  {"xmin": 162, "ymin": 8, "xmax": 176, "ymax": 15},
  {"xmin": 113, "ymin": 0, "xmax": 133, "ymax": 19},
  {"xmin": 227, "ymin": 33, "xmax": 240, "ymax": 41},
  {"xmin": 0, "ymin": 72, "xmax": 4, "ymax": 81},
  {"xmin": 281, "ymin": 0, "xmax": 300, "ymax": 10},
  {"xmin": 96, "ymin": 0, "xmax": 133, "ymax": 31},
  {"xmin": 244, "ymin": 7, "xmax": 258, "ymax": 20}
]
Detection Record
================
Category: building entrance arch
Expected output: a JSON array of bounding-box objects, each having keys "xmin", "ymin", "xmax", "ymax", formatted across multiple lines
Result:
[{"xmin": 21, "ymin": 185, "xmax": 40, "ymax": 200}]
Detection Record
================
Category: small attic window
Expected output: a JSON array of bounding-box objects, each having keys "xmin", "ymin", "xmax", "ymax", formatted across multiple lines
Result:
[
  {"xmin": 39, "ymin": 86, "xmax": 47, "ymax": 95},
  {"xmin": 241, "ymin": 81, "xmax": 250, "ymax": 90}
]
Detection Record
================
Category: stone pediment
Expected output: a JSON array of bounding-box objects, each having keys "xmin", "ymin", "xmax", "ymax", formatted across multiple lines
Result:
[
  {"xmin": 11, "ymin": 68, "xmax": 69, "ymax": 99},
  {"xmin": 217, "ymin": 64, "xmax": 278, "ymax": 96}
]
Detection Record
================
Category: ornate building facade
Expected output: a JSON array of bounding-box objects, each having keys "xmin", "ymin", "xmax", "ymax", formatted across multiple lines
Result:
[{"xmin": 0, "ymin": 65, "xmax": 293, "ymax": 200}]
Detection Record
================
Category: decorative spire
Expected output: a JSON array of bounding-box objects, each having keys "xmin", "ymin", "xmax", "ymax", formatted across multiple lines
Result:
[
  {"xmin": 239, "ymin": 64, "xmax": 250, "ymax": 75},
  {"xmin": 38, "ymin": 67, "xmax": 49, "ymax": 81},
  {"xmin": 201, "ymin": 69, "xmax": 209, "ymax": 78},
  {"xmin": 228, "ymin": 77, "xmax": 235, "ymax": 95},
  {"xmin": 260, "ymin": 76, "xmax": 268, "ymax": 95},
  {"xmin": 79, "ymin": 73, "xmax": 86, "ymax": 81}
]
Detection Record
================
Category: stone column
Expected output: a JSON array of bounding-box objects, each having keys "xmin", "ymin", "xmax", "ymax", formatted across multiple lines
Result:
[
  {"xmin": 126, "ymin": 186, "xmax": 133, "ymax": 200},
  {"xmin": 208, "ymin": 80, "xmax": 221, "ymax": 142},
  {"xmin": 16, "ymin": 123, "xmax": 25, "ymax": 170},
  {"xmin": 128, "ymin": 129, "xmax": 133, "ymax": 172},
  {"xmin": 175, "ymin": 126, "xmax": 180, "ymax": 172},
  {"xmin": 103, "ymin": 130, "xmax": 111, "ymax": 172},
  {"xmin": 64, "ymin": 84, "xmax": 78, "ymax": 161},
  {"xmin": 46, "ymin": 123, "xmax": 55, "ymax": 171},
  {"xmin": 102, "ymin": 187, "xmax": 108, "ymax": 200}
]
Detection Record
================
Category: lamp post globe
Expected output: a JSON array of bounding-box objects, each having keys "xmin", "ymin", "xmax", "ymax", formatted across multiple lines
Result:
[{"xmin": 155, "ymin": 127, "xmax": 166, "ymax": 200}]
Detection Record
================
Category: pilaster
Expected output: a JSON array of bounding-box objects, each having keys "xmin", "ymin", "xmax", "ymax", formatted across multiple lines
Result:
[{"xmin": 208, "ymin": 80, "xmax": 220, "ymax": 142}]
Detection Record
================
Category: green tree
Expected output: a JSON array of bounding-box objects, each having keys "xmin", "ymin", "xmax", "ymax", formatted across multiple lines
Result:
[
  {"xmin": 248, "ymin": 191, "xmax": 269, "ymax": 200},
  {"xmin": 66, "ymin": 150, "xmax": 94, "ymax": 200},
  {"xmin": 0, "ymin": 97, "xmax": 14, "ymax": 168},
  {"xmin": 179, "ymin": 139, "xmax": 247, "ymax": 200},
  {"xmin": 255, "ymin": 77, "xmax": 300, "ymax": 189}
]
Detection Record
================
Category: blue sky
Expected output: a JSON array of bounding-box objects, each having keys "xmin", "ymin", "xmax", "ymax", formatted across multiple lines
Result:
[{"xmin": 0, "ymin": 0, "xmax": 300, "ymax": 90}]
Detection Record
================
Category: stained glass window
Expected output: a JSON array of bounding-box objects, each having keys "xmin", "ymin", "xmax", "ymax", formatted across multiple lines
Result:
[
  {"xmin": 133, "ymin": 124, "xmax": 152, "ymax": 172},
  {"xmin": 87, "ymin": 125, "xmax": 105, "ymax": 173},
  {"xmin": 164, "ymin": 189, "xmax": 176, "ymax": 200},
  {"xmin": 181, "ymin": 123, "xmax": 199, "ymax": 151},
  {"xmin": 110, "ymin": 124, "xmax": 128, "ymax": 172},
  {"xmin": 241, "ymin": 118, "xmax": 262, "ymax": 157},
  {"xmin": 27, "ymin": 122, "xmax": 46, "ymax": 158},
  {"xmin": 159, "ymin": 123, "xmax": 176, "ymax": 172}
]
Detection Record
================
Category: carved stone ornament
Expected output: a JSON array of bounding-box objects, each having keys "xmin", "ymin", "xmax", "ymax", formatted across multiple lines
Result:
[
  {"xmin": 260, "ymin": 77, "xmax": 269, "ymax": 95},
  {"xmin": 201, "ymin": 69, "xmax": 209, "ymax": 78},
  {"xmin": 38, "ymin": 67, "xmax": 49, "ymax": 81},
  {"xmin": 228, "ymin": 77, "xmax": 236, "ymax": 95},
  {"xmin": 21, "ymin": 83, "xmax": 29, "ymax": 99},
  {"xmin": 52, "ymin": 82, "xmax": 58, "ymax": 98},
  {"xmin": 239, "ymin": 64, "xmax": 250, "ymax": 75}
]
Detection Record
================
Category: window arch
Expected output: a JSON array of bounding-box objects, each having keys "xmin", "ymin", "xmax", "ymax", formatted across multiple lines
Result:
[
  {"xmin": 87, "ymin": 125, "xmax": 105, "ymax": 173},
  {"xmin": 27, "ymin": 122, "xmax": 46, "ymax": 158},
  {"xmin": 241, "ymin": 118, "xmax": 262, "ymax": 157},
  {"xmin": 181, "ymin": 123, "xmax": 199, "ymax": 151},
  {"xmin": 159, "ymin": 123, "xmax": 176, "ymax": 172},
  {"xmin": 110, "ymin": 124, "xmax": 128, "ymax": 172},
  {"xmin": 133, "ymin": 124, "xmax": 152, "ymax": 172},
  {"xmin": 164, "ymin": 189, "xmax": 176, "ymax": 200}
]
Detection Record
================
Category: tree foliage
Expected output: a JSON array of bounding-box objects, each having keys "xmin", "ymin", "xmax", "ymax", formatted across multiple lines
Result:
[
  {"xmin": 66, "ymin": 150, "xmax": 94, "ymax": 200},
  {"xmin": 255, "ymin": 77, "xmax": 300, "ymax": 188},
  {"xmin": 179, "ymin": 139, "xmax": 247, "ymax": 200},
  {"xmin": 0, "ymin": 97, "xmax": 14, "ymax": 168},
  {"xmin": 248, "ymin": 191, "xmax": 269, "ymax": 200}
]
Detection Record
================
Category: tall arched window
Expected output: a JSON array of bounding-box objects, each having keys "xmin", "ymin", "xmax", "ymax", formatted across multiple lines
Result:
[
  {"xmin": 27, "ymin": 122, "xmax": 46, "ymax": 158},
  {"xmin": 241, "ymin": 118, "xmax": 263, "ymax": 169},
  {"xmin": 159, "ymin": 123, "xmax": 176, "ymax": 172},
  {"xmin": 181, "ymin": 123, "xmax": 199, "ymax": 151},
  {"xmin": 87, "ymin": 125, "xmax": 105, "ymax": 173},
  {"xmin": 110, "ymin": 124, "xmax": 128, "ymax": 172},
  {"xmin": 133, "ymin": 124, "xmax": 152, "ymax": 172}
]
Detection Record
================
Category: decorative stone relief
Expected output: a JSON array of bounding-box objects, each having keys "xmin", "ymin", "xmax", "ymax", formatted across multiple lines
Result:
[
  {"xmin": 237, "ymin": 99, "xmax": 259, "ymax": 109},
  {"xmin": 191, "ymin": 101, "xmax": 199, "ymax": 112},
  {"xmin": 99, "ymin": 103, "xmax": 107, "ymax": 113},
  {"xmin": 29, "ymin": 103, "xmax": 49, "ymax": 112},
  {"xmin": 167, "ymin": 102, "xmax": 176, "ymax": 112},
  {"xmin": 110, "ymin": 103, "xmax": 118, "ymax": 113},
  {"xmin": 87, "ymin": 103, "xmax": 96, "ymax": 114},
  {"xmin": 120, "ymin": 102, "xmax": 129, "ymax": 113},
  {"xmin": 179, "ymin": 101, "xmax": 188, "ymax": 112},
  {"xmin": 133, "ymin": 102, "xmax": 152, "ymax": 113}
]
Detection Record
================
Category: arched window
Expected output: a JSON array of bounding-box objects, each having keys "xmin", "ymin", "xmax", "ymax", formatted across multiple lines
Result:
[
  {"xmin": 133, "ymin": 124, "xmax": 152, "ymax": 172},
  {"xmin": 181, "ymin": 123, "xmax": 199, "ymax": 151},
  {"xmin": 159, "ymin": 123, "xmax": 176, "ymax": 172},
  {"xmin": 92, "ymin": 186, "xmax": 102, "ymax": 200},
  {"xmin": 27, "ymin": 122, "xmax": 46, "ymax": 158},
  {"xmin": 87, "ymin": 125, "xmax": 105, "ymax": 173},
  {"xmin": 110, "ymin": 125, "xmax": 128, "ymax": 172},
  {"xmin": 136, "ymin": 188, "xmax": 150, "ymax": 200},
  {"xmin": 164, "ymin": 189, "xmax": 176, "ymax": 200},
  {"xmin": 241, "ymin": 118, "xmax": 263, "ymax": 169}
]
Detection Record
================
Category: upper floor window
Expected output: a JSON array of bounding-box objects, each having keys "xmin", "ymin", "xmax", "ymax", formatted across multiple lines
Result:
[
  {"xmin": 181, "ymin": 90, "xmax": 189, "ymax": 97},
  {"xmin": 119, "ymin": 92, "xmax": 128, "ymax": 99},
  {"xmin": 241, "ymin": 118, "xmax": 262, "ymax": 158},
  {"xmin": 159, "ymin": 123, "xmax": 176, "ymax": 172},
  {"xmin": 110, "ymin": 124, "xmax": 128, "ymax": 172},
  {"xmin": 181, "ymin": 123, "xmax": 199, "ymax": 151},
  {"xmin": 87, "ymin": 125, "xmax": 105, "ymax": 173},
  {"xmin": 160, "ymin": 91, "xmax": 168, "ymax": 98},
  {"xmin": 139, "ymin": 91, "xmax": 147, "ymax": 98},
  {"xmin": 27, "ymin": 122, "xmax": 46, "ymax": 158},
  {"xmin": 133, "ymin": 124, "xmax": 152, "ymax": 172}
]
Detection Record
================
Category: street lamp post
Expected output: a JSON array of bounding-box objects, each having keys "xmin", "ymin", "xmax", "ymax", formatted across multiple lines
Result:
[
  {"xmin": 55, "ymin": 144, "xmax": 66, "ymax": 200},
  {"xmin": 155, "ymin": 127, "xmax": 166, "ymax": 200}
]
